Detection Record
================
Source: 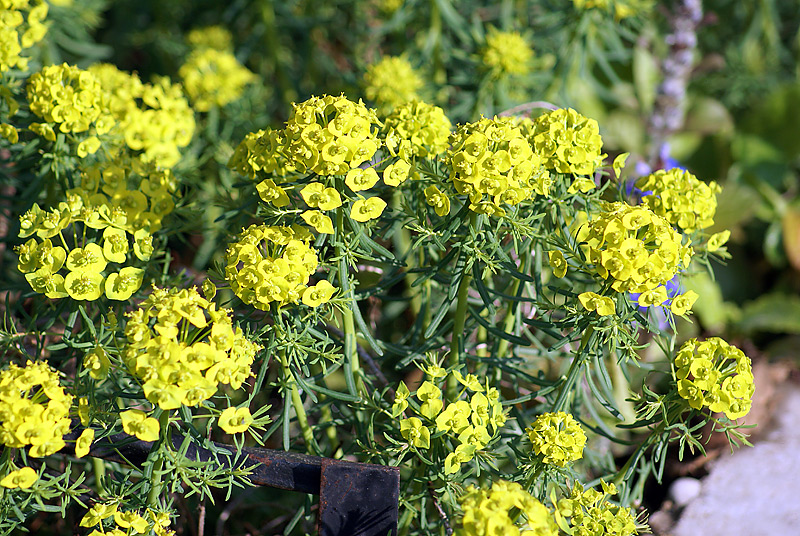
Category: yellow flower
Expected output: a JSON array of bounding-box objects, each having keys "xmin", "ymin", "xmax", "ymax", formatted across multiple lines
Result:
[
  {"xmin": 179, "ymin": 48, "xmax": 256, "ymax": 111},
  {"xmin": 399, "ymin": 417, "xmax": 430, "ymax": 449},
  {"xmin": 424, "ymin": 185, "xmax": 450, "ymax": 217},
  {"xmin": 524, "ymin": 108, "xmax": 605, "ymax": 177},
  {"xmin": 104, "ymin": 267, "xmax": 145, "ymax": 301},
  {"xmin": 300, "ymin": 182, "xmax": 342, "ymax": 211},
  {"xmin": 0, "ymin": 467, "xmax": 38, "ymax": 489},
  {"xmin": 350, "ymin": 197, "xmax": 387, "ymax": 222},
  {"xmin": 637, "ymin": 168, "xmax": 721, "ymax": 233},
  {"xmin": 102, "ymin": 227, "xmax": 129, "ymax": 263},
  {"xmin": 363, "ymin": 56, "xmax": 424, "ymax": 113},
  {"xmin": 707, "ymin": 230, "xmax": 731, "ymax": 252},
  {"xmin": 80, "ymin": 502, "xmax": 119, "ymax": 527},
  {"xmin": 392, "ymin": 381, "xmax": 411, "ymax": 417},
  {"xmin": 526, "ymin": 411, "xmax": 587, "ymax": 466},
  {"xmin": 301, "ymin": 280, "xmax": 337, "ymax": 307},
  {"xmin": 548, "ymin": 250, "xmax": 568, "ymax": 278},
  {"xmin": 481, "ymin": 28, "xmax": 533, "ymax": 78},
  {"xmin": 383, "ymin": 101, "xmax": 452, "ymax": 159},
  {"xmin": 75, "ymin": 428, "xmax": 95, "ymax": 458},
  {"xmin": 0, "ymin": 123, "xmax": 19, "ymax": 144},
  {"xmin": 345, "ymin": 167, "xmax": 380, "ymax": 192},
  {"xmin": 578, "ymin": 291, "xmax": 616, "ymax": 316},
  {"xmin": 64, "ymin": 270, "xmax": 105, "ymax": 301},
  {"xmin": 613, "ymin": 152, "xmax": 630, "ymax": 178},
  {"xmin": 301, "ymin": 210, "xmax": 334, "ymax": 234},
  {"xmin": 120, "ymin": 410, "xmax": 160, "ymax": 442},
  {"xmin": 66, "ymin": 243, "xmax": 107, "ymax": 272},
  {"xmin": 218, "ymin": 406, "xmax": 253, "ymax": 434},
  {"xmin": 670, "ymin": 290, "xmax": 699, "ymax": 316},
  {"xmin": 77, "ymin": 136, "xmax": 101, "ymax": 158},
  {"xmin": 83, "ymin": 346, "xmax": 110, "ymax": 380},
  {"xmin": 115, "ymin": 510, "xmax": 149, "ymax": 534},
  {"xmin": 256, "ymin": 179, "xmax": 290, "ymax": 207}
]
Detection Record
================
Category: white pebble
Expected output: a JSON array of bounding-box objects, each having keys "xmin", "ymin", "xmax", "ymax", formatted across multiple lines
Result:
[{"xmin": 669, "ymin": 477, "xmax": 702, "ymax": 506}]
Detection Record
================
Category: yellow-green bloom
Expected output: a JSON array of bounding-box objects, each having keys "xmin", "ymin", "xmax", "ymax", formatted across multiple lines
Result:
[
  {"xmin": 120, "ymin": 410, "xmax": 160, "ymax": 442},
  {"xmin": 447, "ymin": 116, "xmax": 546, "ymax": 213},
  {"xmin": 80, "ymin": 502, "xmax": 118, "ymax": 527},
  {"xmin": 673, "ymin": 338, "xmax": 755, "ymax": 420},
  {"xmin": 256, "ymin": 179, "xmax": 290, "ymax": 207},
  {"xmin": 383, "ymin": 101, "xmax": 451, "ymax": 159},
  {"xmin": 399, "ymin": 417, "xmax": 430, "ymax": 449},
  {"xmin": 301, "ymin": 182, "xmax": 343, "ymax": 211},
  {"xmin": 707, "ymin": 230, "xmax": 731, "ymax": 252},
  {"xmin": 301, "ymin": 210, "xmax": 334, "ymax": 234},
  {"xmin": 670, "ymin": 290, "xmax": 698, "ymax": 316},
  {"xmin": 0, "ymin": 467, "xmax": 38, "ymax": 489},
  {"xmin": 350, "ymin": 197, "xmax": 387, "ymax": 222},
  {"xmin": 458, "ymin": 480, "xmax": 558, "ymax": 536},
  {"xmin": 481, "ymin": 28, "xmax": 533, "ymax": 78},
  {"xmin": 104, "ymin": 267, "xmax": 145, "ymax": 301},
  {"xmin": 363, "ymin": 56, "xmax": 424, "ymax": 113},
  {"xmin": 75, "ymin": 428, "xmax": 95, "ymax": 458},
  {"xmin": 301, "ymin": 280, "xmax": 336, "ymax": 307},
  {"xmin": 578, "ymin": 291, "xmax": 616, "ymax": 316},
  {"xmin": 179, "ymin": 48, "xmax": 256, "ymax": 111},
  {"xmin": 424, "ymin": 185, "xmax": 450, "ymax": 217},
  {"xmin": 637, "ymin": 168, "xmax": 721, "ymax": 234},
  {"xmin": 526, "ymin": 411, "xmax": 587, "ymax": 466},
  {"xmin": 548, "ymin": 250, "xmax": 568, "ymax": 278},
  {"xmin": 522, "ymin": 108, "xmax": 605, "ymax": 178},
  {"xmin": 83, "ymin": 346, "xmax": 110, "ymax": 380},
  {"xmin": 218, "ymin": 406, "xmax": 253, "ymax": 434}
]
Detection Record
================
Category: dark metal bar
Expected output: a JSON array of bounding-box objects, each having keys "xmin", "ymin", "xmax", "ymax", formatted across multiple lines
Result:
[{"xmin": 63, "ymin": 428, "xmax": 400, "ymax": 535}]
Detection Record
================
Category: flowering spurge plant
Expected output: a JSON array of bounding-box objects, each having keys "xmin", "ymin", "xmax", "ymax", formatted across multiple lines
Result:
[{"xmin": 0, "ymin": 25, "xmax": 756, "ymax": 532}]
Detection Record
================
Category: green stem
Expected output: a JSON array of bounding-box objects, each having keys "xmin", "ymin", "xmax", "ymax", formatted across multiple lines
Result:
[
  {"xmin": 336, "ymin": 206, "xmax": 366, "ymax": 397},
  {"xmin": 552, "ymin": 327, "xmax": 597, "ymax": 412},
  {"xmin": 447, "ymin": 268, "xmax": 473, "ymax": 401},
  {"xmin": 92, "ymin": 458, "xmax": 106, "ymax": 496},
  {"xmin": 496, "ymin": 248, "xmax": 530, "ymax": 360},
  {"xmin": 146, "ymin": 411, "xmax": 170, "ymax": 509},
  {"xmin": 280, "ymin": 348, "xmax": 318, "ymax": 454}
]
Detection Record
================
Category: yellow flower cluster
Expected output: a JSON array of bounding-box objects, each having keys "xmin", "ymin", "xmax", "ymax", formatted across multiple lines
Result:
[
  {"xmin": 577, "ymin": 202, "xmax": 694, "ymax": 296},
  {"xmin": 88, "ymin": 63, "xmax": 144, "ymax": 120},
  {"xmin": 119, "ymin": 76, "xmax": 195, "ymax": 168},
  {"xmin": 123, "ymin": 286, "xmax": 261, "ymax": 410},
  {"xmin": 523, "ymin": 108, "xmax": 605, "ymax": 178},
  {"xmin": 363, "ymin": 56, "xmax": 424, "ymax": 113},
  {"xmin": 283, "ymin": 94, "xmax": 381, "ymax": 176},
  {"xmin": 526, "ymin": 411, "xmax": 587, "ymax": 467},
  {"xmin": 673, "ymin": 337, "xmax": 755, "ymax": 420},
  {"xmin": 557, "ymin": 481, "xmax": 642, "ymax": 536},
  {"xmin": 16, "ymin": 191, "xmax": 158, "ymax": 301},
  {"xmin": 572, "ymin": 0, "xmax": 653, "ymax": 20},
  {"xmin": 0, "ymin": 361, "xmax": 72, "ymax": 458},
  {"xmin": 383, "ymin": 100, "xmax": 452, "ymax": 159},
  {"xmin": 636, "ymin": 169, "xmax": 721, "ymax": 234},
  {"xmin": 179, "ymin": 48, "xmax": 255, "ymax": 112},
  {"xmin": 481, "ymin": 29, "xmax": 533, "ymax": 78},
  {"xmin": 0, "ymin": 0, "xmax": 48, "ymax": 73},
  {"xmin": 225, "ymin": 224, "xmax": 336, "ymax": 309},
  {"xmin": 81, "ymin": 503, "xmax": 175, "ymax": 536},
  {"xmin": 446, "ymin": 116, "xmax": 548, "ymax": 215},
  {"xmin": 228, "ymin": 127, "xmax": 289, "ymax": 179},
  {"xmin": 393, "ymin": 371, "xmax": 506, "ymax": 474},
  {"xmin": 0, "ymin": 466, "xmax": 38, "ymax": 489},
  {"xmin": 27, "ymin": 63, "xmax": 112, "ymax": 135},
  {"xmin": 457, "ymin": 480, "xmax": 558, "ymax": 536},
  {"xmin": 186, "ymin": 25, "xmax": 233, "ymax": 51}
]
